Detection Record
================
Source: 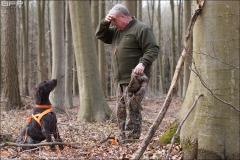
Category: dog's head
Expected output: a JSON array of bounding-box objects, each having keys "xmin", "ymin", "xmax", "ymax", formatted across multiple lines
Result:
[{"xmin": 34, "ymin": 79, "xmax": 57, "ymax": 105}]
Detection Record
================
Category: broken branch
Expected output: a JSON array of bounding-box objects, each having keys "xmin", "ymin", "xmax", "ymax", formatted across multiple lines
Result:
[
  {"xmin": 165, "ymin": 94, "xmax": 203, "ymax": 160},
  {"xmin": 0, "ymin": 142, "xmax": 81, "ymax": 149}
]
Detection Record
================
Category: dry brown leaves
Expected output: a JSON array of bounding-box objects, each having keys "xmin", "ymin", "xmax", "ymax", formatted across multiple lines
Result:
[{"xmin": 0, "ymin": 96, "xmax": 183, "ymax": 159}]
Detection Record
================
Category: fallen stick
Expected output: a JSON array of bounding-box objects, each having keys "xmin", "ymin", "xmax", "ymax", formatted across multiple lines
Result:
[
  {"xmin": 0, "ymin": 142, "xmax": 81, "ymax": 149},
  {"xmin": 132, "ymin": 0, "xmax": 205, "ymax": 159},
  {"xmin": 164, "ymin": 94, "xmax": 203, "ymax": 160}
]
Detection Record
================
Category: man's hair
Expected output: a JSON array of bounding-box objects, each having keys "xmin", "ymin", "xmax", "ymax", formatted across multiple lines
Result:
[{"xmin": 109, "ymin": 4, "xmax": 131, "ymax": 17}]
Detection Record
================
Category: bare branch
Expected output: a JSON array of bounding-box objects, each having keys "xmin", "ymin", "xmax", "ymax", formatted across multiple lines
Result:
[
  {"xmin": 165, "ymin": 94, "xmax": 203, "ymax": 160},
  {"xmin": 0, "ymin": 142, "xmax": 81, "ymax": 149},
  {"xmin": 186, "ymin": 58, "xmax": 240, "ymax": 112},
  {"xmin": 193, "ymin": 50, "xmax": 239, "ymax": 69}
]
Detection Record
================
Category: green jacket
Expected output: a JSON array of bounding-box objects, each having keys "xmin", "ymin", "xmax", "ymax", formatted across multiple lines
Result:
[{"xmin": 95, "ymin": 17, "xmax": 159, "ymax": 85}]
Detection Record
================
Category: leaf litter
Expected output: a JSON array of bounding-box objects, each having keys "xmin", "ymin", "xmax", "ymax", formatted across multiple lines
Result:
[{"xmin": 0, "ymin": 95, "xmax": 183, "ymax": 159}]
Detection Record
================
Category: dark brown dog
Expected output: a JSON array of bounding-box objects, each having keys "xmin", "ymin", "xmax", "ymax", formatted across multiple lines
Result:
[{"xmin": 16, "ymin": 79, "xmax": 63, "ymax": 151}]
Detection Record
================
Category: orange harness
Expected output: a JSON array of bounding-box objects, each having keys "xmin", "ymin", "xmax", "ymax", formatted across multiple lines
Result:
[{"xmin": 27, "ymin": 105, "xmax": 52, "ymax": 126}]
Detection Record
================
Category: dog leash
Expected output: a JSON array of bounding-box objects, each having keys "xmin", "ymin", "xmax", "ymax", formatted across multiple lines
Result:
[{"xmin": 27, "ymin": 105, "xmax": 52, "ymax": 126}]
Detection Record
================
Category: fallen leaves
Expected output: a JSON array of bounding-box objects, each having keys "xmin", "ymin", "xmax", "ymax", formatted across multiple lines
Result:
[{"xmin": 0, "ymin": 97, "xmax": 183, "ymax": 159}]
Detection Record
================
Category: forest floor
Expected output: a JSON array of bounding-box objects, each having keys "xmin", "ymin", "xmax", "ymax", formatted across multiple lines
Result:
[{"xmin": 0, "ymin": 94, "xmax": 183, "ymax": 160}]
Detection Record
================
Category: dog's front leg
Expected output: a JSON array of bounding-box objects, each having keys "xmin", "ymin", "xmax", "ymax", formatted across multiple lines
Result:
[
  {"xmin": 42, "ymin": 126, "xmax": 56, "ymax": 151},
  {"xmin": 53, "ymin": 128, "xmax": 64, "ymax": 150}
]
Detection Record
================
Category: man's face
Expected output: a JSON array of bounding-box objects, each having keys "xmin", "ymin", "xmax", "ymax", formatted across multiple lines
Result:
[{"xmin": 111, "ymin": 14, "xmax": 127, "ymax": 30}]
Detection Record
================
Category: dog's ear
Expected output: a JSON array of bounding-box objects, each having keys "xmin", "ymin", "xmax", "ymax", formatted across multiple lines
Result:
[{"xmin": 35, "ymin": 88, "xmax": 42, "ymax": 104}]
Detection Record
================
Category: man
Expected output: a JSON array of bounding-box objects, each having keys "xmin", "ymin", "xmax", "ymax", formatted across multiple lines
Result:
[{"xmin": 95, "ymin": 4, "xmax": 159, "ymax": 143}]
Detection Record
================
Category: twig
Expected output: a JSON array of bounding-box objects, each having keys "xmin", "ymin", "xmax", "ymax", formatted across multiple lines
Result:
[
  {"xmin": 132, "ymin": 1, "xmax": 205, "ymax": 159},
  {"xmin": 192, "ymin": 50, "xmax": 239, "ymax": 69},
  {"xmin": 165, "ymin": 94, "xmax": 203, "ymax": 160},
  {"xmin": 187, "ymin": 57, "xmax": 240, "ymax": 112},
  {"xmin": 0, "ymin": 142, "xmax": 81, "ymax": 149},
  {"xmin": 89, "ymin": 131, "xmax": 113, "ymax": 148}
]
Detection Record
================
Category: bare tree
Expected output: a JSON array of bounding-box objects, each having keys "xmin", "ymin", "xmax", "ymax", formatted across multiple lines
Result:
[
  {"xmin": 37, "ymin": 0, "xmax": 46, "ymax": 82},
  {"xmin": 21, "ymin": 0, "xmax": 29, "ymax": 96},
  {"xmin": 179, "ymin": 1, "xmax": 239, "ymax": 159},
  {"xmin": 183, "ymin": 0, "xmax": 192, "ymax": 98},
  {"xmin": 1, "ymin": 1, "xmax": 22, "ymax": 109},
  {"xmin": 170, "ymin": 0, "xmax": 176, "ymax": 80},
  {"xmin": 49, "ymin": 1, "xmax": 65, "ymax": 112},
  {"xmin": 98, "ymin": 0, "xmax": 106, "ymax": 95},
  {"xmin": 69, "ymin": 1, "xmax": 112, "ymax": 122},
  {"xmin": 64, "ymin": 0, "xmax": 73, "ymax": 109}
]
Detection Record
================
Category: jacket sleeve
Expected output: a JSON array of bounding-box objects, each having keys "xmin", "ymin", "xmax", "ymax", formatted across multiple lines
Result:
[
  {"xmin": 138, "ymin": 28, "xmax": 159, "ymax": 67},
  {"xmin": 95, "ymin": 19, "xmax": 115, "ymax": 44}
]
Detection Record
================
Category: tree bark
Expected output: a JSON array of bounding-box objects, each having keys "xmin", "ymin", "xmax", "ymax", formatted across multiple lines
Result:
[
  {"xmin": 183, "ymin": 0, "xmax": 192, "ymax": 98},
  {"xmin": 37, "ymin": 0, "xmax": 46, "ymax": 81},
  {"xmin": 157, "ymin": 0, "xmax": 164, "ymax": 93},
  {"xmin": 64, "ymin": 0, "xmax": 73, "ymax": 109},
  {"xmin": 179, "ymin": 1, "xmax": 239, "ymax": 159},
  {"xmin": 132, "ymin": 1, "xmax": 205, "ymax": 159},
  {"xmin": 98, "ymin": 0, "xmax": 106, "ymax": 95},
  {"xmin": 69, "ymin": 1, "xmax": 112, "ymax": 122},
  {"xmin": 123, "ymin": 1, "xmax": 136, "ymax": 17},
  {"xmin": 21, "ymin": 0, "xmax": 29, "ymax": 96},
  {"xmin": 49, "ymin": 1, "xmax": 65, "ymax": 112},
  {"xmin": 1, "ymin": 1, "xmax": 22, "ymax": 109}
]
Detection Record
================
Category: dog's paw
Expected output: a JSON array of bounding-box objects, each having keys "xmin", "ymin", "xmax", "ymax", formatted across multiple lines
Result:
[
  {"xmin": 50, "ymin": 145, "xmax": 56, "ymax": 152},
  {"xmin": 59, "ymin": 144, "xmax": 64, "ymax": 150}
]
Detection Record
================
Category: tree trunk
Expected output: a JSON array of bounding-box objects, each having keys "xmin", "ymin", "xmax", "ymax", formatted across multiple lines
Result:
[
  {"xmin": 157, "ymin": 0, "xmax": 163, "ymax": 93},
  {"xmin": 137, "ymin": 0, "xmax": 142, "ymax": 21},
  {"xmin": 183, "ymin": 0, "xmax": 192, "ymax": 98},
  {"xmin": 170, "ymin": 0, "xmax": 176, "ymax": 80},
  {"xmin": 91, "ymin": 0, "xmax": 99, "ymax": 54},
  {"xmin": 177, "ymin": 0, "xmax": 183, "ymax": 97},
  {"xmin": 49, "ymin": 1, "xmax": 65, "ymax": 112},
  {"xmin": 37, "ymin": 0, "xmax": 46, "ymax": 81},
  {"xmin": 179, "ymin": 1, "xmax": 239, "ymax": 159},
  {"xmin": 98, "ymin": 1, "xmax": 106, "ymax": 95},
  {"xmin": 64, "ymin": 0, "xmax": 73, "ymax": 109},
  {"xmin": 69, "ymin": 1, "xmax": 112, "ymax": 122},
  {"xmin": 1, "ymin": 1, "xmax": 22, "ymax": 109},
  {"xmin": 123, "ymin": 1, "xmax": 136, "ymax": 17},
  {"xmin": 21, "ymin": 0, "xmax": 29, "ymax": 96},
  {"xmin": 47, "ymin": 0, "xmax": 52, "ymax": 79}
]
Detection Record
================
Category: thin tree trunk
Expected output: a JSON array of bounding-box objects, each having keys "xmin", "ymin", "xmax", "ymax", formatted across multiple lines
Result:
[
  {"xmin": 37, "ymin": 0, "xmax": 46, "ymax": 81},
  {"xmin": 91, "ymin": 0, "xmax": 99, "ymax": 55},
  {"xmin": 183, "ymin": 0, "xmax": 192, "ymax": 99},
  {"xmin": 98, "ymin": 0, "xmax": 106, "ymax": 95},
  {"xmin": 137, "ymin": 0, "xmax": 142, "ymax": 21},
  {"xmin": 157, "ymin": 0, "xmax": 163, "ymax": 93},
  {"xmin": 170, "ymin": 0, "xmax": 176, "ymax": 80},
  {"xmin": 123, "ymin": 1, "xmax": 135, "ymax": 17},
  {"xmin": 22, "ymin": 0, "xmax": 29, "ymax": 96},
  {"xmin": 64, "ymin": 0, "xmax": 73, "ymax": 109},
  {"xmin": 177, "ymin": 0, "xmax": 183, "ymax": 97}
]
